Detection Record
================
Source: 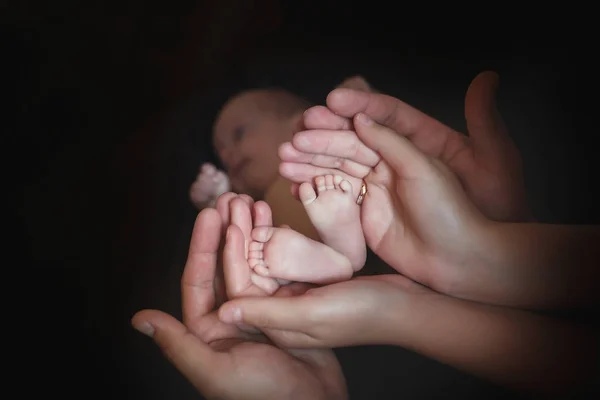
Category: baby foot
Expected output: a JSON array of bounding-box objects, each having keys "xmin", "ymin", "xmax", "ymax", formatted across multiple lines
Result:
[
  {"xmin": 249, "ymin": 271, "xmax": 281, "ymax": 295},
  {"xmin": 248, "ymin": 242, "xmax": 292, "ymax": 295},
  {"xmin": 248, "ymin": 225, "xmax": 353, "ymax": 284},
  {"xmin": 299, "ymin": 175, "xmax": 366, "ymax": 271}
]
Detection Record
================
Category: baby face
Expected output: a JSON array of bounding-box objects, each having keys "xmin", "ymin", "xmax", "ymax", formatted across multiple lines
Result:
[{"xmin": 212, "ymin": 91, "xmax": 295, "ymax": 199}]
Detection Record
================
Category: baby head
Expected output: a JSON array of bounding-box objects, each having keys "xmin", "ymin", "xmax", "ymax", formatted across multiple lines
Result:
[{"xmin": 212, "ymin": 88, "xmax": 311, "ymax": 199}]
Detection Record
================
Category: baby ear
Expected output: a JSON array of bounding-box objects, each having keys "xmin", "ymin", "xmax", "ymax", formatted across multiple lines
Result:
[{"xmin": 336, "ymin": 75, "xmax": 373, "ymax": 92}]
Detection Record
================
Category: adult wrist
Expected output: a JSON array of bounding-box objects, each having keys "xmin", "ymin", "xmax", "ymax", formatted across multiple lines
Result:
[
  {"xmin": 443, "ymin": 219, "xmax": 533, "ymax": 307},
  {"xmin": 427, "ymin": 216, "xmax": 501, "ymax": 303},
  {"xmin": 377, "ymin": 281, "xmax": 437, "ymax": 348}
]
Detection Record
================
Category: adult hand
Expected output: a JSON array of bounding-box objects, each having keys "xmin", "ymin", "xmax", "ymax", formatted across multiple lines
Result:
[
  {"xmin": 284, "ymin": 110, "xmax": 500, "ymax": 299},
  {"xmin": 131, "ymin": 205, "xmax": 347, "ymax": 400},
  {"xmin": 219, "ymin": 272, "xmax": 434, "ymax": 349},
  {"xmin": 281, "ymin": 71, "xmax": 530, "ymax": 223},
  {"xmin": 218, "ymin": 266, "xmax": 600, "ymax": 399}
]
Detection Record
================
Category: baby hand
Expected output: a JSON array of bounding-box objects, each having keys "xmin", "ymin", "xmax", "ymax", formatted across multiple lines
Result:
[{"xmin": 190, "ymin": 163, "xmax": 231, "ymax": 209}]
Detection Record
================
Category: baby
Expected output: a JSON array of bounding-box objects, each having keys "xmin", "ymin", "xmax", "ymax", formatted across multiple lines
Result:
[
  {"xmin": 190, "ymin": 79, "xmax": 372, "ymax": 292},
  {"xmin": 190, "ymin": 88, "xmax": 310, "ymax": 208},
  {"xmin": 190, "ymin": 76, "xmax": 372, "ymax": 208}
]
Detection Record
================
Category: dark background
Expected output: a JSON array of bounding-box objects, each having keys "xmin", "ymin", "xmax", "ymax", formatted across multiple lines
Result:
[{"xmin": 8, "ymin": 1, "xmax": 597, "ymax": 398}]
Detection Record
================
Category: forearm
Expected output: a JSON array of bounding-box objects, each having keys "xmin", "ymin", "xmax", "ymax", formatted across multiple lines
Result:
[
  {"xmin": 389, "ymin": 291, "xmax": 597, "ymax": 397},
  {"xmin": 473, "ymin": 223, "xmax": 600, "ymax": 309}
]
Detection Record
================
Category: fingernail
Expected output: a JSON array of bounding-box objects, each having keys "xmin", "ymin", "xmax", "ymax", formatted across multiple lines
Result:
[
  {"xmin": 221, "ymin": 306, "xmax": 242, "ymax": 323},
  {"xmin": 357, "ymin": 113, "xmax": 372, "ymax": 125},
  {"xmin": 226, "ymin": 226, "xmax": 232, "ymax": 241},
  {"xmin": 133, "ymin": 321, "xmax": 155, "ymax": 337}
]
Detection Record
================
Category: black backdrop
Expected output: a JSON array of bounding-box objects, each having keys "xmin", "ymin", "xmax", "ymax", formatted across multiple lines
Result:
[{"xmin": 9, "ymin": 1, "xmax": 597, "ymax": 398}]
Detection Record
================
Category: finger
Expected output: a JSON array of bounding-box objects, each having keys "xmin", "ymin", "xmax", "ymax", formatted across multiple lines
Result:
[
  {"xmin": 292, "ymin": 130, "xmax": 380, "ymax": 167},
  {"xmin": 238, "ymin": 194, "xmax": 254, "ymax": 207},
  {"xmin": 230, "ymin": 197, "xmax": 253, "ymax": 257},
  {"xmin": 290, "ymin": 182, "xmax": 300, "ymax": 200},
  {"xmin": 354, "ymin": 113, "xmax": 431, "ymax": 179},
  {"xmin": 213, "ymin": 193, "xmax": 239, "ymax": 306},
  {"xmin": 336, "ymin": 75, "xmax": 372, "ymax": 92},
  {"xmin": 278, "ymin": 141, "xmax": 306, "ymax": 161},
  {"xmin": 215, "ymin": 192, "xmax": 237, "ymax": 229},
  {"xmin": 253, "ymin": 200, "xmax": 273, "ymax": 227},
  {"xmin": 279, "ymin": 163, "xmax": 364, "ymax": 193},
  {"xmin": 132, "ymin": 310, "xmax": 220, "ymax": 396},
  {"xmin": 465, "ymin": 71, "xmax": 518, "ymax": 160},
  {"xmin": 218, "ymin": 295, "xmax": 311, "ymax": 332},
  {"xmin": 326, "ymin": 88, "xmax": 459, "ymax": 159},
  {"xmin": 213, "ymin": 267, "xmax": 227, "ymax": 308},
  {"xmin": 223, "ymin": 224, "xmax": 253, "ymax": 298},
  {"xmin": 181, "ymin": 208, "xmax": 222, "ymax": 325},
  {"xmin": 303, "ymin": 105, "xmax": 353, "ymax": 130},
  {"xmin": 278, "ymin": 142, "xmax": 372, "ymax": 178}
]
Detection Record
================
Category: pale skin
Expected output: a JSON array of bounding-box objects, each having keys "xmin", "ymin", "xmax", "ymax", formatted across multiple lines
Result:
[
  {"xmin": 131, "ymin": 197, "xmax": 597, "ymax": 398},
  {"xmin": 198, "ymin": 71, "xmax": 592, "ymax": 309},
  {"xmin": 285, "ymin": 71, "xmax": 530, "ymax": 223},
  {"xmin": 189, "ymin": 163, "xmax": 231, "ymax": 209},
  {"xmin": 218, "ymin": 270, "xmax": 597, "ymax": 397},
  {"xmin": 204, "ymin": 88, "xmax": 322, "ymax": 240},
  {"xmin": 190, "ymin": 75, "xmax": 372, "ymax": 230},
  {"xmin": 248, "ymin": 174, "xmax": 366, "ymax": 286},
  {"xmin": 194, "ymin": 84, "xmax": 370, "ymax": 291},
  {"xmin": 132, "ymin": 200, "xmax": 348, "ymax": 400},
  {"xmin": 215, "ymin": 106, "xmax": 598, "ymax": 397},
  {"xmin": 215, "ymin": 176, "xmax": 367, "ymax": 293},
  {"xmin": 132, "ymin": 72, "xmax": 598, "ymax": 398},
  {"xmin": 279, "ymin": 93, "xmax": 600, "ymax": 309},
  {"xmin": 193, "ymin": 72, "xmax": 548, "ymax": 298}
]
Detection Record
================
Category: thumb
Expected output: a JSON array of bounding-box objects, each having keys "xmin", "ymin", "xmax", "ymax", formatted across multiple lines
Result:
[
  {"xmin": 353, "ymin": 112, "xmax": 431, "ymax": 179},
  {"xmin": 132, "ymin": 310, "xmax": 219, "ymax": 395},
  {"xmin": 218, "ymin": 296, "xmax": 310, "ymax": 332},
  {"xmin": 465, "ymin": 71, "xmax": 516, "ymax": 159},
  {"xmin": 218, "ymin": 297, "xmax": 322, "ymax": 347},
  {"xmin": 337, "ymin": 75, "xmax": 373, "ymax": 92}
]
